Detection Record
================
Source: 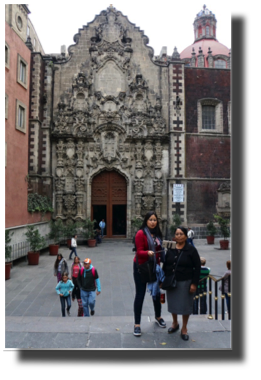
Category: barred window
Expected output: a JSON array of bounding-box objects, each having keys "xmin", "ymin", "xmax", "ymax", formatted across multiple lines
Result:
[{"xmin": 202, "ymin": 105, "xmax": 215, "ymax": 129}]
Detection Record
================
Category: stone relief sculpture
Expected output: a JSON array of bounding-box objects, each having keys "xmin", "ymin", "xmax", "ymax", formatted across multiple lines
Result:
[{"xmin": 51, "ymin": 6, "xmax": 168, "ymax": 224}]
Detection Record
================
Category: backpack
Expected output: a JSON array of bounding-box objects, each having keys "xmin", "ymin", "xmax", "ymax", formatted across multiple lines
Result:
[{"xmin": 80, "ymin": 266, "xmax": 97, "ymax": 287}]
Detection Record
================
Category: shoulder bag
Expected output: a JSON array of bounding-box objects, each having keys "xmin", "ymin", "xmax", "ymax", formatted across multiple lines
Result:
[
  {"xmin": 161, "ymin": 250, "xmax": 183, "ymax": 290},
  {"xmin": 136, "ymin": 253, "xmax": 157, "ymax": 283}
]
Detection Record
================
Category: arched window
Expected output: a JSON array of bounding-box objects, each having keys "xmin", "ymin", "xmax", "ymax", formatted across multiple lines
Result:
[
  {"xmin": 214, "ymin": 59, "xmax": 226, "ymax": 69},
  {"xmin": 206, "ymin": 26, "xmax": 210, "ymax": 36}
]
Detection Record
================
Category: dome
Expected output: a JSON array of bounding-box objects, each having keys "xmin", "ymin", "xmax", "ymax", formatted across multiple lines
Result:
[
  {"xmin": 180, "ymin": 5, "xmax": 230, "ymax": 68},
  {"xmin": 180, "ymin": 39, "xmax": 230, "ymax": 67}
]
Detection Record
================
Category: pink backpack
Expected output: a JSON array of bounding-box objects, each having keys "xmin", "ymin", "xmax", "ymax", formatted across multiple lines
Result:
[{"xmin": 80, "ymin": 266, "xmax": 96, "ymax": 287}]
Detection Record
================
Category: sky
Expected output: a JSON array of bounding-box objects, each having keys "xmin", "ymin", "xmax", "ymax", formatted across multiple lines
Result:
[{"xmin": 28, "ymin": 0, "xmax": 232, "ymax": 56}]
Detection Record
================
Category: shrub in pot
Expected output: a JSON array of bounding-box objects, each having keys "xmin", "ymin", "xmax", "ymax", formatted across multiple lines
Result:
[
  {"xmin": 5, "ymin": 229, "xmax": 13, "ymax": 280},
  {"xmin": 131, "ymin": 217, "xmax": 142, "ymax": 245},
  {"xmin": 63, "ymin": 221, "xmax": 82, "ymax": 248},
  {"xmin": 48, "ymin": 219, "xmax": 64, "ymax": 255},
  {"xmin": 169, "ymin": 213, "xmax": 182, "ymax": 241},
  {"xmin": 214, "ymin": 214, "xmax": 230, "ymax": 249},
  {"xmin": 82, "ymin": 218, "xmax": 97, "ymax": 247},
  {"xmin": 206, "ymin": 221, "xmax": 217, "ymax": 244},
  {"xmin": 24, "ymin": 225, "xmax": 46, "ymax": 265}
]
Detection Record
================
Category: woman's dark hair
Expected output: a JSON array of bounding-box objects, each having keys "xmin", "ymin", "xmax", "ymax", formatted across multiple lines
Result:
[
  {"xmin": 226, "ymin": 260, "xmax": 231, "ymax": 270},
  {"xmin": 54, "ymin": 254, "xmax": 63, "ymax": 269},
  {"xmin": 175, "ymin": 226, "xmax": 188, "ymax": 237},
  {"xmin": 141, "ymin": 211, "xmax": 162, "ymax": 239}
]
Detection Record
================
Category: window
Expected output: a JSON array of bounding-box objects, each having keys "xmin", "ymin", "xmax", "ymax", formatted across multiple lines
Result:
[
  {"xmin": 16, "ymin": 100, "xmax": 27, "ymax": 133},
  {"xmin": 5, "ymin": 42, "xmax": 10, "ymax": 68},
  {"xmin": 19, "ymin": 60, "xmax": 26, "ymax": 82},
  {"xmin": 17, "ymin": 54, "xmax": 28, "ymax": 88},
  {"xmin": 27, "ymin": 25, "xmax": 30, "ymax": 36},
  {"xmin": 214, "ymin": 59, "xmax": 227, "ymax": 69},
  {"xmin": 206, "ymin": 26, "xmax": 210, "ymax": 36},
  {"xmin": 197, "ymin": 98, "xmax": 223, "ymax": 133},
  {"xmin": 202, "ymin": 105, "xmax": 215, "ymax": 129}
]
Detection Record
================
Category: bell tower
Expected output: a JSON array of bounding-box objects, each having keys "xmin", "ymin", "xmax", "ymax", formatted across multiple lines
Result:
[{"xmin": 193, "ymin": 4, "xmax": 217, "ymax": 42}]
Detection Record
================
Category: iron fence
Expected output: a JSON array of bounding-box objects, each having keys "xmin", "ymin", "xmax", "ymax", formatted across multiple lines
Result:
[{"xmin": 193, "ymin": 275, "xmax": 231, "ymax": 320}]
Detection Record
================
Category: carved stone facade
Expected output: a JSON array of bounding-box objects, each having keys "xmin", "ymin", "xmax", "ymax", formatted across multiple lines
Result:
[{"xmin": 28, "ymin": 5, "xmax": 231, "ymax": 237}]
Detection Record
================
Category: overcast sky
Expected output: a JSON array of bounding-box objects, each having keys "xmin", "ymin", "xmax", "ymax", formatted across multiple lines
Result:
[{"xmin": 28, "ymin": 0, "xmax": 232, "ymax": 56}]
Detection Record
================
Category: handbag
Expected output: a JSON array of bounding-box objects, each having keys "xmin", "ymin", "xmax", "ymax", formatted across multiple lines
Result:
[
  {"xmin": 161, "ymin": 250, "xmax": 183, "ymax": 290},
  {"xmin": 136, "ymin": 254, "xmax": 157, "ymax": 283}
]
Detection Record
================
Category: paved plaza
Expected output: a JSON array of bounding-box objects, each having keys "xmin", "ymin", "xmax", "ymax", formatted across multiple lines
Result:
[{"xmin": 5, "ymin": 238, "xmax": 231, "ymax": 349}]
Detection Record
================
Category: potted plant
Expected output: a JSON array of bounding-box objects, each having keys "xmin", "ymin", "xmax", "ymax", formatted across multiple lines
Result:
[
  {"xmin": 206, "ymin": 220, "xmax": 217, "ymax": 244},
  {"xmin": 24, "ymin": 225, "xmax": 46, "ymax": 265},
  {"xmin": 82, "ymin": 218, "xmax": 97, "ymax": 247},
  {"xmin": 131, "ymin": 217, "xmax": 142, "ymax": 244},
  {"xmin": 214, "ymin": 214, "xmax": 230, "ymax": 249},
  {"xmin": 48, "ymin": 219, "xmax": 64, "ymax": 255},
  {"xmin": 5, "ymin": 229, "xmax": 13, "ymax": 280},
  {"xmin": 63, "ymin": 221, "xmax": 82, "ymax": 248},
  {"xmin": 169, "ymin": 213, "xmax": 182, "ymax": 241}
]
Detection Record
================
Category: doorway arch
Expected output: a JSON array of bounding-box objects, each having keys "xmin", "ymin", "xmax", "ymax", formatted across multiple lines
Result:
[{"xmin": 91, "ymin": 170, "xmax": 127, "ymax": 238}]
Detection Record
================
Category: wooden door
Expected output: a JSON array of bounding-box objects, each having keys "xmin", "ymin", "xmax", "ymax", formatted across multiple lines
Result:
[{"xmin": 91, "ymin": 171, "xmax": 127, "ymax": 237}]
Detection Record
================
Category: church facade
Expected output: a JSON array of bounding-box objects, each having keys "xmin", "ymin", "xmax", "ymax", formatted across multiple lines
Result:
[{"xmin": 28, "ymin": 5, "xmax": 231, "ymax": 238}]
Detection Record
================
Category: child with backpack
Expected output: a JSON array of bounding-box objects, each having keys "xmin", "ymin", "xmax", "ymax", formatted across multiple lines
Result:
[{"xmin": 77, "ymin": 258, "xmax": 101, "ymax": 317}]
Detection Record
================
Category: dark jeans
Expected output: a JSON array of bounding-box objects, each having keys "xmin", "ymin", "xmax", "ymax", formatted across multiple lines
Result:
[
  {"xmin": 60, "ymin": 295, "xmax": 71, "ymax": 317},
  {"xmin": 133, "ymin": 261, "xmax": 161, "ymax": 325},
  {"xmin": 225, "ymin": 293, "xmax": 230, "ymax": 314},
  {"xmin": 69, "ymin": 247, "xmax": 77, "ymax": 259}
]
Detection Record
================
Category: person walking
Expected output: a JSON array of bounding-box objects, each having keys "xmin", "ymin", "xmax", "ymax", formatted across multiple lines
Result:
[
  {"xmin": 77, "ymin": 258, "xmax": 101, "ymax": 317},
  {"xmin": 54, "ymin": 254, "xmax": 69, "ymax": 283},
  {"xmin": 55, "ymin": 272, "xmax": 74, "ymax": 317},
  {"xmin": 70, "ymin": 256, "xmax": 83, "ymax": 316},
  {"xmin": 163, "ymin": 226, "xmax": 201, "ymax": 341},
  {"xmin": 69, "ymin": 234, "xmax": 78, "ymax": 260},
  {"xmin": 99, "ymin": 219, "xmax": 106, "ymax": 239},
  {"xmin": 187, "ymin": 227, "xmax": 195, "ymax": 247},
  {"xmin": 133, "ymin": 211, "xmax": 166, "ymax": 337}
]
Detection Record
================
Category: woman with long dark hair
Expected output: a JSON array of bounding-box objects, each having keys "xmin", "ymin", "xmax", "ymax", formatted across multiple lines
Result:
[
  {"xmin": 54, "ymin": 254, "xmax": 69, "ymax": 283},
  {"xmin": 133, "ymin": 211, "xmax": 166, "ymax": 337}
]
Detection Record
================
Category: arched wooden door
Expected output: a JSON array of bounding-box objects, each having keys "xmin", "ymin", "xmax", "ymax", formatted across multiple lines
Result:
[{"xmin": 91, "ymin": 171, "xmax": 127, "ymax": 238}]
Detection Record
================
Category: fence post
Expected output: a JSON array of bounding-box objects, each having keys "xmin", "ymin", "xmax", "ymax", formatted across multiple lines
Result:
[{"xmin": 208, "ymin": 277, "xmax": 213, "ymax": 319}]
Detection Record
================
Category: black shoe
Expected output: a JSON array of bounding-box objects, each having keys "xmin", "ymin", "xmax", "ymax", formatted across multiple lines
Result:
[
  {"xmin": 91, "ymin": 310, "xmax": 95, "ymax": 316},
  {"xmin": 181, "ymin": 333, "xmax": 189, "ymax": 341},
  {"xmin": 155, "ymin": 318, "xmax": 166, "ymax": 328},
  {"xmin": 133, "ymin": 326, "xmax": 141, "ymax": 336},
  {"xmin": 168, "ymin": 324, "xmax": 179, "ymax": 333},
  {"xmin": 66, "ymin": 308, "xmax": 70, "ymax": 316}
]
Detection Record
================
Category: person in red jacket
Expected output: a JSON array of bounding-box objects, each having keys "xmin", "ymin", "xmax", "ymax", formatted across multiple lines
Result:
[{"xmin": 133, "ymin": 211, "xmax": 166, "ymax": 337}]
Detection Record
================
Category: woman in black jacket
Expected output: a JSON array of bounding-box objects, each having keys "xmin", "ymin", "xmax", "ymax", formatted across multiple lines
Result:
[{"xmin": 163, "ymin": 226, "xmax": 201, "ymax": 341}]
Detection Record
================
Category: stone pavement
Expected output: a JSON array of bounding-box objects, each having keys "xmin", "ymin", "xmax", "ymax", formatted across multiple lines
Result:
[{"xmin": 5, "ymin": 238, "xmax": 231, "ymax": 349}]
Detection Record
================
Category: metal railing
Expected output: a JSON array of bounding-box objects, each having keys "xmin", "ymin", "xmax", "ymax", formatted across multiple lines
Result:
[
  {"xmin": 8, "ymin": 238, "xmax": 55, "ymax": 262},
  {"xmin": 193, "ymin": 275, "xmax": 231, "ymax": 320}
]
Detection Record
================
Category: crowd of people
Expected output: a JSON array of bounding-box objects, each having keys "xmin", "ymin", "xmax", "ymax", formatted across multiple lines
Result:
[{"xmin": 54, "ymin": 212, "xmax": 230, "ymax": 342}]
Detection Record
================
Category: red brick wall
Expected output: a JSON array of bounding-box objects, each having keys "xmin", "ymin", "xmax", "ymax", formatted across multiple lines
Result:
[
  {"xmin": 187, "ymin": 181, "xmax": 220, "ymax": 224},
  {"xmin": 186, "ymin": 135, "xmax": 230, "ymax": 178},
  {"xmin": 185, "ymin": 68, "xmax": 230, "ymax": 134},
  {"xmin": 5, "ymin": 22, "xmax": 31, "ymax": 228}
]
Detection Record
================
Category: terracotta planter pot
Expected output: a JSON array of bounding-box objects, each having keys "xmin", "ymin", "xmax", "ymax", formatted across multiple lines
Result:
[
  {"xmin": 206, "ymin": 236, "xmax": 215, "ymax": 244},
  {"xmin": 5, "ymin": 262, "xmax": 12, "ymax": 280},
  {"xmin": 219, "ymin": 240, "xmax": 229, "ymax": 250},
  {"xmin": 27, "ymin": 251, "xmax": 40, "ymax": 265},
  {"xmin": 87, "ymin": 239, "xmax": 96, "ymax": 247},
  {"xmin": 49, "ymin": 244, "xmax": 59, "ymax": 256}
]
